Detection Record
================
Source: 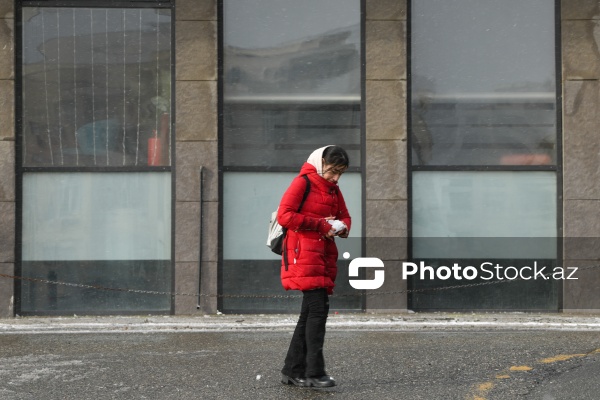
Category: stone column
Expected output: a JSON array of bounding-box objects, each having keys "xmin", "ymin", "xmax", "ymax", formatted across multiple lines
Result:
[
  {"xmin": 364, "ymin": 0, "xmax": 408, "ymax": 312},
  {"xmin": 562, "ymin": 1, "xmax": 600, "ymax": 313},
  {"xmin": 174, "ymin": 0, "xmax": 218, "ymax": 314},
  {"xmin": 0, "ymin": 3, "xmax": 14, "ymax": 318}
]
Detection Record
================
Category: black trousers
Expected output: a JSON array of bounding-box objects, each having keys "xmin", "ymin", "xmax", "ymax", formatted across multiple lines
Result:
[{"xmin": 282, "ymin": 288, "xmax": 330, "ymax": 378}]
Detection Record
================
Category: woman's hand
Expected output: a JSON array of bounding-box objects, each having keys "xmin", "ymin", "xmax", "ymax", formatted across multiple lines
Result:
[
  {"xmin": 324, "ymin": 217, "xmax": 349, "ymax": 238},
  {"xmin": 324, "ymin": 216, "xmax": 336, "ymax": 238}
]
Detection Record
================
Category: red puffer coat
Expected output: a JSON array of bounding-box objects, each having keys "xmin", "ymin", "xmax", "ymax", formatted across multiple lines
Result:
[{"xmin": 277, "ymin": 162, "xmax": 352, "ymax": 294}]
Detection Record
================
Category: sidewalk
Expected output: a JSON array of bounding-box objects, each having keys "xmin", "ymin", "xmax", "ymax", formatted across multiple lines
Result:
[
  {"xmin": 1, "ymin": 313, "xmax": 600, "ymax": 399},
  {"xmin": 2, "ymin": 312, "xmax": 600, "ymax": 334}
]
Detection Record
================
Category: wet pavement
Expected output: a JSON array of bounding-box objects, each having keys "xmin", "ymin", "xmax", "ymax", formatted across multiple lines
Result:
[{"xmin": 0, "ymin": 312, "xmax": 599, "ymax": 399}]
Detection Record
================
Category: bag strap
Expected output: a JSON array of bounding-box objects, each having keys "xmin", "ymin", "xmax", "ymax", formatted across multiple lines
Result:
[
  {"xmin": 284, "ymin": 175, "xmax": 311, "ymax": 270},
  {"xmin": 297, "ymin": 174, "xmax": 311, "ymax": 212}
]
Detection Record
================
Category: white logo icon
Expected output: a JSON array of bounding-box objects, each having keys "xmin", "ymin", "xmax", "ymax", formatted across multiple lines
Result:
[{"xmin": 348, "ymin": 257, "xmax": 385, "ymax": 290}]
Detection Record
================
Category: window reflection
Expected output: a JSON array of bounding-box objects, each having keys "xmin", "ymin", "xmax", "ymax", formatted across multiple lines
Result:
[
  {"xmin": 223, "ymin": 0, "xmax": 361, "ymax": 169},
  {"xmin": 409, "ymin": 0, "xmax": 559, "ymax": 311},
  {"xmin": 411, "ymin": 0, "xmax": 556, "ymax": 166},
  {"xmin": 22, "ymin": 8, "xmax": 172, "ymax": 167},
  {"xmin": 222, "ymin": 0, "xmax": 362, "ymax": 312},
  {"xmin": 411, "ymin": 92, "xmax": 556, "ymax": 166}
]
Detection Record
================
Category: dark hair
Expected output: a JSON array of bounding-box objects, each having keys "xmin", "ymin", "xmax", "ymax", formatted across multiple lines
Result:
[{"xmin": 322, "ymin": 145, "xmax": 349, "ymax": 168}]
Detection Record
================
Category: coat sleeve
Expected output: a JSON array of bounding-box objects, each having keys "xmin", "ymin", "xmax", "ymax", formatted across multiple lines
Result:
[{"xmin": 277, "ymin": 176, "xmax": 332, "ymax": 236}]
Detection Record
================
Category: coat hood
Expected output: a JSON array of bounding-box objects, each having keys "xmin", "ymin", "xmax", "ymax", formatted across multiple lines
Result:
[
  {"xmin": 298, "ymin": 146, "xmax": 339, "ymax": 194},
  {"xmin": 305, "ymin": 145, "xmax": 334, "ymax": 176}
]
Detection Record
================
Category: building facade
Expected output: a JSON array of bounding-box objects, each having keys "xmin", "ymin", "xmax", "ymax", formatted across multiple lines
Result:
[{"xmin": 0, "ymin": 0, "xmax": 598, "ymax": 316}]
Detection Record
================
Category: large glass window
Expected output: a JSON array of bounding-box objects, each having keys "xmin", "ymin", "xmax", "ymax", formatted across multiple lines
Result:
[
  {"xmin": 411, "ymin": 0, "xmax": 556, "ymax": 167},
  {"xmin": 409, "ymin": 0, "xmax": 559, "ymax": 310},
  {"xmin": 22, "ymin": 7, "xmax": 172, "ymax": 167},
  {"xmin": 18, "ymin": 2, "xmax": 173, "ymax": 315},
  {"xmin": 222, "ymin": 0, "xmax": 362, "ymax": 312},
  {"xmin": 21, "ymin": 173, "xmax": 171, "ymax": 313}
]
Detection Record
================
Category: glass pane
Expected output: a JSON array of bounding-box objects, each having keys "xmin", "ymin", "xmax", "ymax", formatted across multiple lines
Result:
[
  {"xmin": 20, "ymin": 260, "xmax": 171, "ymax": 314},
  {"xmin": 223, "ymin": 0, "xmax": 361, "ymax": 168},
  {"xmin": 22, "ymin": 8, "xmax": 172, "ymax": 167},
  {"xmin": 412, "ymin": 171, "xmax": 557, "ymax": 258},
  {"xmin": 222, "ymin": 172, "xmax": 362, "ymax": 312},
  {"xmin": 409, "ymin": 259, "xmax": 560, "ymax": 311},
  {"xmin": 411, "ymin": 171, "xmax": 558, "ymax": 311},
  {"xmin": 23, "ymin": 173, "xmax": 171, "ymax": 260},
  {"xmin": 21, "ymin": 172, "xmax": 171, "ymax": 313},
  {"xmin": 411, "ymin": 0, "xmax": 556, "ymax": 166}
]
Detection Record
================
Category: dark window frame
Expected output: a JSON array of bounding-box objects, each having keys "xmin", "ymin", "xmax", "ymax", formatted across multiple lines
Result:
[
  {"xmin": 14, "ymin": 0, "xmax": 176, "ymax": 316},
  {"xmin": 406, "ymin": 0, "xmax": 563, "ymax": 311},
  {"xmin": 217, "ymin": 0, "xmax": 367, "ymax": 314}
]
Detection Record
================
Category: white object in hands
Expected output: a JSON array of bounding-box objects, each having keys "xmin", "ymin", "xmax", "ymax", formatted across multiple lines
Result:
[{"xmin": 328, "ymin": 219, "xmax": 347, "ymax": 233}]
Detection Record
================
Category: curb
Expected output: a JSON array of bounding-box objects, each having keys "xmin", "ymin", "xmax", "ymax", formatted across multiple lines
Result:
[{"xmin": 1, "ymin": 312, "xmax": 600, "ymax": 334}]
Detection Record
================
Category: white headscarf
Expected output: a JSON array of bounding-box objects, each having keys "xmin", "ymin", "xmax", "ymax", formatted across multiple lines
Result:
[{"xmin": 306, "ymin": 145, "xmax": 334, "ymax": 176}]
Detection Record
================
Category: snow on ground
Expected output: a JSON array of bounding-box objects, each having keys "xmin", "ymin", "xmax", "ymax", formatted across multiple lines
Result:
[{"xmin": 1, "ymin": 312, "xmax": 600, "ymax": 334}]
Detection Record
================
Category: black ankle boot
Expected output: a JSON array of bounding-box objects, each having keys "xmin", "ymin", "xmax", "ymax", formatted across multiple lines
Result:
[
  {"xmin": 307, "ymin": 375, "xmax": 336, "ymax": 388},
  {"xmin": 281, "ymin": 373, "xmax": 308, "ymax": 387}
]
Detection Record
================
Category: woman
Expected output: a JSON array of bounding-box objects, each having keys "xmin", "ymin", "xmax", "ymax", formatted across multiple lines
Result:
[{"xmin": 277, "ymin": 145, "xmax": 352, "ymax": 388}]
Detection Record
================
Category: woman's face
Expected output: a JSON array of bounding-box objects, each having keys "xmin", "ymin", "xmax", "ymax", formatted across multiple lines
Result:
[{"xmin": 322, "ymin": 161, "xmax": 347, "ymax": 184}]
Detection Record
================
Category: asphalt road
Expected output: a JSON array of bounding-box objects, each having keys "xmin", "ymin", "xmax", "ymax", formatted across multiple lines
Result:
[{"xmin": 0, "ymin": 323, "xmax": 599, "ymax": 399}]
